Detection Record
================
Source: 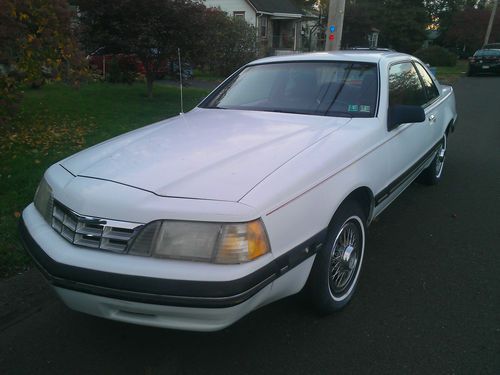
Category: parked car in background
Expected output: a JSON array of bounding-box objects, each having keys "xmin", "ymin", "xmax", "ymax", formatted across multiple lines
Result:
[
  {"xmin": 483, "ymin": 42, "xmax": 500, "ymax": 50},
  {"xmin": 20, "ymin": 51, "xmax": 457, "ymax": 331},
  {"xmin": 468, "ymin": 49, "xmax": 500, "ymax": 76},
  {"xmin": 87, "ymin": 47, "xmax": 169, "ymax": 79}
]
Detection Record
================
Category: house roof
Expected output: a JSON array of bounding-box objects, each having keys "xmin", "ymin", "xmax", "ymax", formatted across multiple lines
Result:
[{"xmin": 248, "ymin": 0, "xmax": 303, "ymax": 15}]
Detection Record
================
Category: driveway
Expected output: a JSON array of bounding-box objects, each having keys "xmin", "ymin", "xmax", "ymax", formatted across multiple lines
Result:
[{"xmin": 0, "ymin": 76, "xmax": 499, "ymax": 375}]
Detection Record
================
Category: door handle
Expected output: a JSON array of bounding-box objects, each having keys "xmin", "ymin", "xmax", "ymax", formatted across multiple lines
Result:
[{"xmin": 428, "ymin": 114, "xmax": 437, "ymax": 124}]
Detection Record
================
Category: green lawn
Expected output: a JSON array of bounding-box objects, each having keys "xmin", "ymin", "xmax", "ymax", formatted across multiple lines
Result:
[
  {"xmin": 435, "ymin": 59, "xmax": 468, "ymax": 84},
  {"xmin": 0, "ymin": 82, "xmax": 208, "ymax": 278},
  {"xmin": 192, "ymin": 68, "xmax": 225, "ymax": 82}
]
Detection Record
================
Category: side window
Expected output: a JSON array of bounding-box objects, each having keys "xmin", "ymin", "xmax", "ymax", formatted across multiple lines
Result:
[
  {"xmin": 258, "ymin": 16, "xmax": 268, "ymax": 38},
  {"xmin": 415, "ymin": 62, "xmax": 440, "ymax": 103},
  {"xmin": 389, "ymin": 62, "xmax": 427, "ymax": 107},
  {"xmin": 233, "ymin": 11, "xmax": 245, "ymax": 21}
]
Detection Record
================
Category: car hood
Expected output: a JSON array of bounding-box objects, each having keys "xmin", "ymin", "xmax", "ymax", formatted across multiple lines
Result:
[{"xmin": 61, "ymin": 108, "xmax": 350, "ymax": 202}]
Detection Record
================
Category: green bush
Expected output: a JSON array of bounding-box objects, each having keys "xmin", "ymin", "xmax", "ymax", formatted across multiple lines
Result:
[
  {"xmin": 106, "ymin": 56, "xmax": 137, "ymax": 84},
  {"xmin": 414, "ymin": 46, "xmax": 457, "ymax": 67}
]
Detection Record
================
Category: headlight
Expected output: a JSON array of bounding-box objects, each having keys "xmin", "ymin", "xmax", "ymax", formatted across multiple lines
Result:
[
  {"xmin": 128, "ymin": 219, "xmax": 270, "ymax": 264},
  {"xmin": 34, "ymin": 177, "xmax": 53, "ymax": 223}
]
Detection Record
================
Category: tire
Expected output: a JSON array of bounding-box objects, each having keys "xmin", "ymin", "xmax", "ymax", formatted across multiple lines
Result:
[
  {"xmin": 419, "ymin": 134, "xmax": 447, "ymax": 186},
  {"xmin": 307, "ymin": 200, "xmax": 367, "ymax": 314}
]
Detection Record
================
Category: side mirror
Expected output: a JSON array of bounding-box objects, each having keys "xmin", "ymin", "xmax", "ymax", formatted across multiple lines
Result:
[{"xmin": 387, "ymin": 105, "xmax": 425, "ymax": 131}]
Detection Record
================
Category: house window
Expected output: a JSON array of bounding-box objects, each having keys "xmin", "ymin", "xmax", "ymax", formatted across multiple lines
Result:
[
  {"xmin": 258, "ymin": 16, "xmax": 268, "ymax": 38},
  {"xmin": 233, "ymin": 11, "xmax": 245, "ymax": 21}
]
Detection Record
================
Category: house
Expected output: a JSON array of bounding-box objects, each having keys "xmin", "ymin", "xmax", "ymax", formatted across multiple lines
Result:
[{"xmin": 204, "ymin": 0, "xmax": 315, "ymax": 55}]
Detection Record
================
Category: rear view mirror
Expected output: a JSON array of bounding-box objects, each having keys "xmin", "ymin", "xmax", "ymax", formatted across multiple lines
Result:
[{"xmin": 388, "ymin": 105, "xmax": 425, "ymax": 131}]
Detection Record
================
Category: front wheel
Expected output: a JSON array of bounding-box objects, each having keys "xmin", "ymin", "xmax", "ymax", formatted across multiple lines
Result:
[
  {"xmin": 419, "ymin": 134, "xmax": 447, "ymax": 185},
  {"xmin": 308, "ymin": 200, "xmax": 366, "ymax": 314}
]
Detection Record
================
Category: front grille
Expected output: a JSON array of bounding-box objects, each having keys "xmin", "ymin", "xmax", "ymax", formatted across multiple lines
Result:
[{"xmin": 51, "ymin": 200, "xmax": 142, "ymax": 253}]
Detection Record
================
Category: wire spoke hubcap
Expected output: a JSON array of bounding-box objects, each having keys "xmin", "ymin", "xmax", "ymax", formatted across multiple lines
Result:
[
  {"xmin": 329, "ymin": 221, "xmax": 362, "ymax": 296},
  {"xmin": 435, "ymin": 137, "xmax": 447, "ymax": 178}
]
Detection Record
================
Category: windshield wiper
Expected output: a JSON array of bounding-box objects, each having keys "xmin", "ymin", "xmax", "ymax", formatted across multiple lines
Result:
[{"xmin": 324, "ymin": 64, "xmax": 353, "ymax": 116}]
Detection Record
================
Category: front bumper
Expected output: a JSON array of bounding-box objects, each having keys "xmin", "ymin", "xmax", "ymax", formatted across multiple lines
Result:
[
  {"xmin": 19, "ymin": 206, "xmax": 324, "ymax": 330},
  {"xmin": 52, "ymin": 284, "xmax": 273, "ymax": 331}
]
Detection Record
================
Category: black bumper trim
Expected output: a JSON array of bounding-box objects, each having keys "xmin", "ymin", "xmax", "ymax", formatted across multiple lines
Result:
[{"xmin": 19, "ymin": 217, "xmax": 326, "ymax": 308}]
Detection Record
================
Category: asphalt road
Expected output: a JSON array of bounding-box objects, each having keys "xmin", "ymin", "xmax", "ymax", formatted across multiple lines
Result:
[{"xmin": 1, "ymin": 76, "xmax": 499, "ymax": 375}]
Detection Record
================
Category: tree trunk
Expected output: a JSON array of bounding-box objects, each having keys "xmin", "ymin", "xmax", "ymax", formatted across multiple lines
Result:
[{"xmin": 146, "ymin": 72, "xmax": 154, "ymax": 99}]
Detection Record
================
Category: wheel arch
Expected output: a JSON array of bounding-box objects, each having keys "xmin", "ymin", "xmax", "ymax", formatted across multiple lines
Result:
[
  {"xmin": 445, "ymin": 119, "xmax": 454, "ymax": 135},
  {"xmin": 331, "ymin": 187, "xmax": 375, "ymax": 229}
]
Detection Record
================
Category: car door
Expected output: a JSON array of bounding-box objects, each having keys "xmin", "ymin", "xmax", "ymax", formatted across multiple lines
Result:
[
  {"xmin": 414, "ymin": 61, "xmax": 445, "ymax": 146},
  {"xmin": 378, "ymin": 61, "xmax": 431, "ymax": 209}
]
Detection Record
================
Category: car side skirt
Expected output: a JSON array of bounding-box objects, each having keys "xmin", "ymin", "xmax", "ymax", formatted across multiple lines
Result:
[{"xmin": 373, "ymin": 140, "xmax": 442, "ymax": 215}]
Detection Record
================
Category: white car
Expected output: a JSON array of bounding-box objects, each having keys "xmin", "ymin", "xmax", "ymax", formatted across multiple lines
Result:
[{"xmin": 20, "ymin": 51, "xmax": 457, "ymax": 331}]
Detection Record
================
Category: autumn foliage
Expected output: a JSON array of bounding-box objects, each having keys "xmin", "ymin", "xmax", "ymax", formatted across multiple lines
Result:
[
  {"xmin": 0, "ymin": 0, "xmax": 86, "ymax": 125},
  {"xmin": 446, "ymin": 6, "xmax": 500, "ymax": 55}
]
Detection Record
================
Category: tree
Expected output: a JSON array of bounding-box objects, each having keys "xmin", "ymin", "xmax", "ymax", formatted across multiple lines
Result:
[
  {"xmin": 342, "ymin": 2, "xmax": 374, "ymax": 47},
  {"xmin": 0, "ymin": 0, "xmax": 86, "ymax": 125},
  {"xmin": 423, "ymin": 0, "xmax": 497, "ymax": 47},
  {"xmin": 337, "ymin": 0, "xmax": 428, "ymax": 52},
  {"xmin": 446, "ymin": 6, "xmax": 500, "ymax": 54},
  {"xmin": 201, "ymin": 8, "xmax": 257, "ymax": 75},
  {"xmin": 78, "ymin": 0, "xmax": 207, "ymax": 98},
  {"xmin": 372, "ymin": 0, "xmax": 429, "ymax": 52}
]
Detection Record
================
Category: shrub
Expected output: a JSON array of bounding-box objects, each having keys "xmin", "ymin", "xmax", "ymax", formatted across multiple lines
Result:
[
  {"xmin": 414, "ymin": 46, "xmax": 457, "ymax": 67},
  {"xmin": 106, "ymin": 55, "xmax": 137, "ymax": 84}
]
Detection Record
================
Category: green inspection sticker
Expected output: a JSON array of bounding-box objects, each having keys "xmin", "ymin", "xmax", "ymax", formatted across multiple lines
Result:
[
  {"xmin": 360, "ymin": 105, "xmax": 371, "ymax": 113},
  {"xmin": 348, "ymin": 104, "xmax": 359, "ymax": 112}
]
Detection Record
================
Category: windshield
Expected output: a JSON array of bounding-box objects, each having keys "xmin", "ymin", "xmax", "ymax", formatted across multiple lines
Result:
[
  {"xmin": 201, "ymin": 62, "xmax": 378, "ymax": 118},
  {"xmin": 474, "ymin": 49, "xmax": 500, "ymax": 57}
]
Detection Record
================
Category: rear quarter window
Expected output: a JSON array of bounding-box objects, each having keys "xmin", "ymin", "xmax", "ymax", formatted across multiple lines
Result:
[{"xmin": 415, "ymin": 62, "xmax": 440, "ymax": 104}]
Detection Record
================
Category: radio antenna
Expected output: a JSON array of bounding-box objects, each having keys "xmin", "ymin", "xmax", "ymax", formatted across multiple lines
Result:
[{"xmin": 178, "ymin": 48, "xmax": 184, "ymax": 114}]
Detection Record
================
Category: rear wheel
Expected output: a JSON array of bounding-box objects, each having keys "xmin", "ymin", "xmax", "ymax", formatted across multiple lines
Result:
[
  {"xmin": 308, "ymin": 200, "xmax": 366, "ymax": 314},
  {"xmin": 419, "ymin": 134, "xmax": 447, "ymax": 185}
]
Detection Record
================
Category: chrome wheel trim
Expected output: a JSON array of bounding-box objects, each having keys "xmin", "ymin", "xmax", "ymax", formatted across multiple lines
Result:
[
  {"xmin": 328, "ymin": 216, "xmax": 365, "ymax": 302},
  {"xmin": 435, "ymin": 135, "xmax": 447, "ymax": 178}
]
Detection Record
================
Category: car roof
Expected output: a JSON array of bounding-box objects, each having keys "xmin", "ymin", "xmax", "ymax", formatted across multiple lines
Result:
[
  {"xmin": 248, "ymin": 50, "xmax": 411, "ymax": 65},
  {"xmin": 483, "ymin": 43, "xmax": 500, "ymax": 48},
  {"xmin": 475, "ymin": 48, "xmax": 500, "ymax": 53}
]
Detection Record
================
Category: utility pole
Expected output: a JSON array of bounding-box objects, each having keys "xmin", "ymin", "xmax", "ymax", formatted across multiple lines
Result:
[
  {"xmin": 325, "ymin": 0, "xmax": 346, "ymax": 51},
  {"xmin": 484, "ymin": 0, "xmax": 498, "ymax": 46}
]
